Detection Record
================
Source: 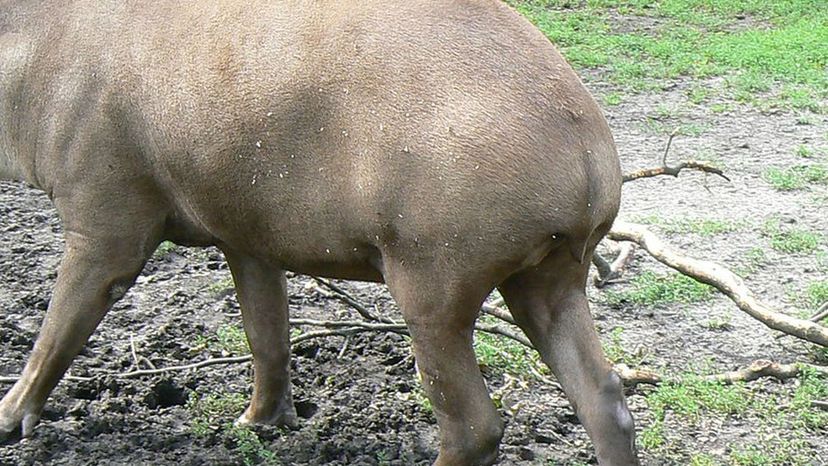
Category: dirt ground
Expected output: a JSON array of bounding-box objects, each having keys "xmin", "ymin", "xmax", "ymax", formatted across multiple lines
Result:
[{"xmin": 1, "ymin": 29, "xmax": 827, "ymax": 466}]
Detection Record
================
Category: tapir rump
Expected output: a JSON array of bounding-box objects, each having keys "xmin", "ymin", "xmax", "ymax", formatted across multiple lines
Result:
[{"xmin": 0, "ymin": 1, "xmax": 638, "ymax": 464}]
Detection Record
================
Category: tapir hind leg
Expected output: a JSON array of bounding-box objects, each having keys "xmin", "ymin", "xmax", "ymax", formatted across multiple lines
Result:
[
  {"xmin": 498, "ymin": 247, "xmax": 639, "ymax": 466},
  {"xmin": 223, "ymin": 250, "xmax": 297, "ymax": 428},
  {"xmin": 383, "ymin": 261, "xmax": 503, "ymax": 466},
  {"xmin": 0, "ymin": 221, "xmax": 162, "ymax": 440}
]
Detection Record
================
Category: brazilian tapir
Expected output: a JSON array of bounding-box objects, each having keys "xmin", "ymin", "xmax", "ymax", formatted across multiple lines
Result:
[{"xmin": 0, "ymin": 0, "xmax": 638, "ymax": 464}]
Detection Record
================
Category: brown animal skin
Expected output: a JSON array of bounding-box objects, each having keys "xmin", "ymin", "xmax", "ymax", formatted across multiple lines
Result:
[{"xmin": 0, "ymin": 1, "xmax": 639, "ymax": 464}]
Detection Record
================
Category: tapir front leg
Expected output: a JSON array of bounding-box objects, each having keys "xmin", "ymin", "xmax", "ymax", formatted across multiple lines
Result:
[
  {"xmin": 224, "ymin": 250, "xmax": 297, "ymax": 428},
  {"xmin": 0, "ymin": 228, "xmax": 158, "ymax": 439}
]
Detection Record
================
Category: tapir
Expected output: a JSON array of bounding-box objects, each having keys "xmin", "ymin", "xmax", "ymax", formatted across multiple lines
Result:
[{"xmin": 0, "ymin": 0, "xmax": 638, "ymax": 464}]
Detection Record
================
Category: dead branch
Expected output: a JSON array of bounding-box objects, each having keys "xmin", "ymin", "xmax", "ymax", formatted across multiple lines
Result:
[
  {"xmin": 623, "ymin": 160, "xmax": 730, "ymax": 183},
  {"xmin": 608, "ymin": 221, "xmax": 828, "ymax": 347},
  {"xmin": 593, "ymin": 242, "xmax": 637, "ymax": 288},
  {"xmin": 813, "ymin": 400, "xmax": 828, "ymax": 411},
  {"xmin": 622, "ymin": 130, "xmax": 730, "ymax": 183},
  {"xmin": 310, "ymin": 276, "xmax": 393, "ymax": 323},
  {"xmin": 613, "ymin": 364, "xmax": 662, "ymax": 386},
  {"xmin": 614, "ymin": 360, "xmax": 828, "ymax": 387},
  {"xmin": 703, "ymin": 359, "xmax": 827, "ymax": 384},
  {"xmin": 481, "ymin": 303, "xmax": 516, "ymax": 325},
  {"xmin": 809, "ymin": 302, "xmax": 828, "ymax": 323}
]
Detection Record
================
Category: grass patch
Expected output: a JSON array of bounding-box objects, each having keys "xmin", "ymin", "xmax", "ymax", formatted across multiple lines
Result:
[
  {"xmin": 606, "ymin": 270, "xmax": 714, "ymax": 307},
  {"xmin": 762, "ymin": 220, "xmax": 823, "ymax": 254},
  {"xmin": 641, "ymin": 374, "xmax": 751, "ymax": 452},
  {"xmin": 188, "ymin": 391, "xmax": 278, "ymax": 466},
  {"xmin": 602, "ymin": 327, "xmax": 646, "ymax": 365},
  {"xmin": 474, "ymin": 317, "xmax": 544, "ymax": 376},
  {"xmin": 763, "ymin": 165, "xmax": 828, "ymax": 190},
  {"xmin": 153, "ymin": 240, "xmax": 178, "ymax": 258},
  {"xmin": 509, "ymin": 0, "xmax": 828, "ymax": 111},
  {"xmin": 207, "ymin": 276, "xmax": 235, "ymax": 295},
  {"xmin": 191, "ymin": 323, "xmax": 250, "ymax": 356},
  {"xmin": 790, "ymin": 366, "xmax": 828, "ymax": 430},
  {"xmin": 602, "ymin": 92, "xmax": 624, "ymax": 106},
  {"xmin": 795, "ymin": 145, "xmax": 814, "ymax": 158},
  {"xmin": 805, "ymin": 280, "xmax": 828, "ymax": 310}
]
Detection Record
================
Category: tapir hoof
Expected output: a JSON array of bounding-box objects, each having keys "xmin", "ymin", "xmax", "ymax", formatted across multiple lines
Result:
[
  {"xmin": 235, "ymin": 404, "xmax": 299, "ymax": 430},
  {"xmin": 0, "ymin": 399, "xmax": 41, "ymax": 442}
]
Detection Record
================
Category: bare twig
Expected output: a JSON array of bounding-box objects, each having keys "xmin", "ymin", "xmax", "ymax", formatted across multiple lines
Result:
[
  {"xmin": 623, "ymin": 161, "xmax": 730, "ymax": 183},
  {"xmin": 291, "ymin": 318, "xmax": 407, "ymax": 334},
  {"xmin": 661, "ymin": 129, "xmax": 679, "ymax": 166},
  {"xmin": 0, "ymin": 315, "xmax": 527, "ymax": 384},
  {"xmin": 622, "ymin": 131, "xmax": 729, "ymax": 183},
  {"xmin": 809, "ymin": 302, "xmax": 828, "ymax": 323},
  {"xmin": 310, "ymin": 276, "xmax": 394, "ymax": 323},
  {"xmin": 812, "ymin": 400, "xmax": 828, "ymax": 411},
  {"xmin": 609, "ymin": 221, "xmax": 828, "ymax": 347}
]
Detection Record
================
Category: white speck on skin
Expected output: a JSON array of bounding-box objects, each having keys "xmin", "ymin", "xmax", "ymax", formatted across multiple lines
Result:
[
  {"xmin": 326, "ymin": 248, "xmax": 330, "ymax": 254},
  {"xmin": 255, "ymin": 140, "xmax": 262, "ymax": 148},
  {"xmin": 398, "ymin": 214, "xmax": 403, "ymax": 218},
  {"xmin": 267, "ymin": 112, "xmax": 273, "ymax": 117}
]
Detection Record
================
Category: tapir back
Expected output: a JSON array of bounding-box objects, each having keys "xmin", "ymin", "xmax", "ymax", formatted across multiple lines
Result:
[{"xmin": 13, "ymin": 0, "xmax": 620, "ymax": 279}]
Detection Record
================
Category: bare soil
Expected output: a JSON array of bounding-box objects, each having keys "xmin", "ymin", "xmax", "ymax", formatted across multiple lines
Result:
[{"xmin": 1, "ymin": 77, "xmax": 826, "ymax": 466}]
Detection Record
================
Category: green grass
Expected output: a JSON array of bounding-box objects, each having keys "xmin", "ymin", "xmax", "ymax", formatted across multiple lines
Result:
[
  {"xmin": 602, "ymin": 92, "xmax": 624, "ymax": 106},
  {"xmin": 790, "ymin": 366, "xmax": 828, "ymax": 430},
  {"xmin": 606, "ymin": 270, "xmax": 714, "ymax": 306},
  {"xmin": 190, "ymin": 323, "xmax": 250, "ymax": 356},
  {"xmin": 509, "ymin": 0, "xmax": 828, "ymax": 111},
  {"xmin": 689, "ymin": 453, "xmax": 716, "ymax": 466},
  {"xmin": 188, "ymin": 391, "xmax": 278, "ymax": 466},
  {"xmin": 474, "ymin": 317, "xmax": 545, "ymax": 377},
  {"xmin": 207, "ymin": 276, "xmax": 235, "ymax": 295},
  {"xmin": 762, "ymin": 220, "xmax": 823, "ymax": 254},
  {"xmin": 153, "ymin": 240, "xmax": 178, "ymax": 258},
  {"xmin": 763, "ymin": 165, "xmax": 828, "ymax": 190},
  {"xmin": 639, "ymin": 364, "xmax": 828, "ymax": 460},
  {"xmin": 795, "ymin": 145, "xmax": 814, "ymax": 158},
  {"xmin": 602, "ymin": 327, "xmax": 646, "ymax": 365},
  {"xmin": 805, "ymin": 280, "xmax": 828, "ymax": 310},
  {"xmin": 641, "ymin": 374, "xmax": 751, "ymax": 452}
]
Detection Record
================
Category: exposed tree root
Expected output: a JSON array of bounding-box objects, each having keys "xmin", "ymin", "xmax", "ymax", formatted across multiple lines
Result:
[{"xmin": 608, "ymin": 221, "xmax": 828, "ymax": 347}]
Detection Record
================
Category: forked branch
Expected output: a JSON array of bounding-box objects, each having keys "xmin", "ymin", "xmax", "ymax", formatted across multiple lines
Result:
[{"xmin": 608, "ymin": 221, "xmax": 828, "ymax": 347}]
